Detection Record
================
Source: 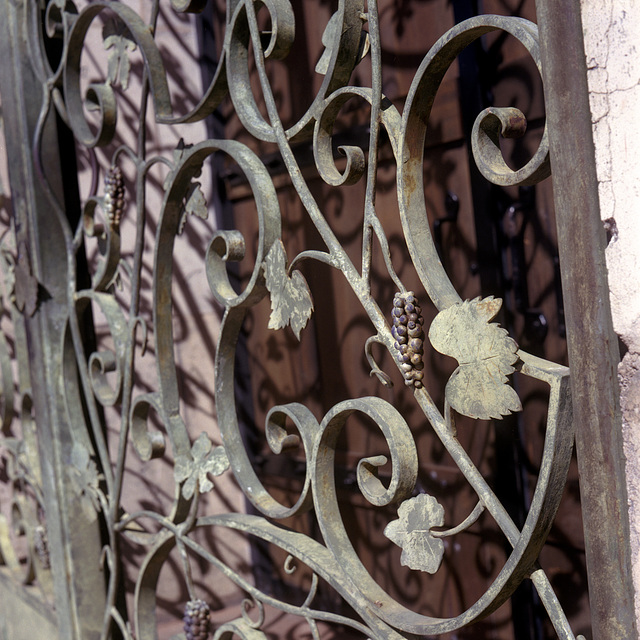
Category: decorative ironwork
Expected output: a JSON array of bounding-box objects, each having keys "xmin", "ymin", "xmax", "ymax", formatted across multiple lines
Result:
[
  {"xmin": 0, "ymin": 0, "xmax": 588, "ymax": 638},
  {"xmin": 0, "ymin": 209, "xmax": 54, "ymax": 602}
]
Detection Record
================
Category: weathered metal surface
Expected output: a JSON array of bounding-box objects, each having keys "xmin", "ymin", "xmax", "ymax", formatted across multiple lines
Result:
[
  {"xmin": 0, "ymin": 0, "xmax": 600, "ymax": 638},
  {"xmin": 535, "ymin": 1, "xmax": 638, "ymax": 638},
  {"xmin": 0, "ymin": 568, "xmax": 58, "ymax": 640},
  {"xmin": 0, "ymin": 1, "xmax": 107, "ymax": 638},
  {"xmin": 429, "ymin": 296, "xmax": 522, "ymax": 419}
]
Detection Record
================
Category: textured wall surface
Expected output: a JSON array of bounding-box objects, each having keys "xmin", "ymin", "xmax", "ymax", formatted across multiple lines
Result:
[{"xmin": 581, "ymin": 0, "xmax": 640, "ymax": 627}]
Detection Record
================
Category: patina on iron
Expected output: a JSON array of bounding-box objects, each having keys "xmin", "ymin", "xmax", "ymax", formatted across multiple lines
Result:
[{"xmin": 0, "ymin": 1, "xmax": 594, "ymax": 639}]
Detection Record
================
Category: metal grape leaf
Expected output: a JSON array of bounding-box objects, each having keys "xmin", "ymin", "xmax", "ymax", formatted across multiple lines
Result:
[
  {"xmin": 428, "ymin": 296, "xmax": 522, "ymax": 420},
  {"xmin": 103, "ymin": 21, "xmax": 136, "ymax": 89},
  {"xmin": 174, "ymin": 433, "xmax": 229, "ymax": 500},
  {"xmin": 178, "ymin": 182, "xmax": 208, "ymax": 234},
  {"xmin": 263, "ymin": 240, "xmax": 314, "ymax": 340},
  {"xmin": 384, "ymin": 494, "xmax": 445, "ymax": 574}
]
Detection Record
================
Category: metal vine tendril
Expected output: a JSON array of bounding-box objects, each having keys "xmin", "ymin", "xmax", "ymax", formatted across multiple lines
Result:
[{"xmin": 0, "ymin": 0, "xmax": 583, "ymax": 638}]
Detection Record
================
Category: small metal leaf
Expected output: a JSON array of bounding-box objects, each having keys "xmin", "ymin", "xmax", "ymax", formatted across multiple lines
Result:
[
  {"xmin": 185, "ymin": 183, "xmax": 208, "ymax": 220},
  {"xmin": 263, "ymin": 240, "xmax": 314, "ymax": 341},
  {"xmin": 103, "ymin": 21, "xmax": 137, "ymax": 89},
  {"xmin": 384, "ymin": 494, "xmax": 445, "ymax": 574},
  {"xmin": 428, "ymin": 296, "xmax": 522, "ymax": 420},
  {"xmin": 175, "ymin": 433, "xmax": 230, "ymax": 500},
  {"xmin": 179, "ymin": 182, "xmax": 209, "ymax": 234}
]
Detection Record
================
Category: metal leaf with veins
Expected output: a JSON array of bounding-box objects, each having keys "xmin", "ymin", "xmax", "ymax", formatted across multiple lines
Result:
[
  {"xmin": 174, "ymin": 432, "xmax": 229, "ymax": 500},
  {"xmin": 428, "ymin": 296, "xmax": 522, "ymax": 420},
  {"xmin": 263, "ymin": 240, "xmax": 314, "ymax": 340},
  {"xmin": 384, "ymin": 494, "xmax": 445, "ymax": 574}
]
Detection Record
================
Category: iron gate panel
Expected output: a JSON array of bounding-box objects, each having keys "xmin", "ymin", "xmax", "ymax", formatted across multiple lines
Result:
[{"xmin": 0, "ymin": 0, "xmax": 623, "ymax": 638}]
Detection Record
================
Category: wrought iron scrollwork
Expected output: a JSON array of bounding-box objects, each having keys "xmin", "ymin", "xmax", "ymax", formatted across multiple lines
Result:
[
  {"xmin": 1, "ymin": 0, "xmax": 586, "ymax": 638},
  {"xmin": 0, "ymin": 210, "xmax": 54, "ymax": 602}
]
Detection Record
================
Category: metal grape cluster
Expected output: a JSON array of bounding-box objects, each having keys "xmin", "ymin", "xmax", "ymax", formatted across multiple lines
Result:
[
  {"xmin": 183, "ymin": 599, "xmax": 211, "ymax": 640},
  {"xmin": 103, "ymin": 165, "xmax": 125, "ymax": 231},
  {"xmin": 392, "ymin": 291, "xmax": 426, "ymax": 388}
]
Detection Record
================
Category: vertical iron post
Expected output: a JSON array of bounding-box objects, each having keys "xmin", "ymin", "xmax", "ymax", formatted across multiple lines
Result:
[
  {"xmin": 0, "ymin": 1, "xmax": 107, "ymax": 637},
  {"xmin": 535, "ymin": 1, "xmax": 637, "ymax": 637}
]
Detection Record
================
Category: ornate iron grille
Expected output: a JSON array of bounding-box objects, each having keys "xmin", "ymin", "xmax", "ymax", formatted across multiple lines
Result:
[{"xmin": 0, "ymin": 0, "xmax": 592, "ymax": 638}]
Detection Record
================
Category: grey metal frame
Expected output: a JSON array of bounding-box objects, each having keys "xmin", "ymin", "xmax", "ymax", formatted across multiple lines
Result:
[
  {"xmin": 0, "ymin": 0, "xmax": 632, "ymax": 638},
  {"xmin": 536, "ymin": 1, "xmax": 636, "ymax": 636}
]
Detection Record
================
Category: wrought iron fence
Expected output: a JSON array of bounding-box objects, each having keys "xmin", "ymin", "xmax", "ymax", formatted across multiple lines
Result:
[{"xmin": 0, "ymin": 0, "xmax": 594, "ymax": 638}]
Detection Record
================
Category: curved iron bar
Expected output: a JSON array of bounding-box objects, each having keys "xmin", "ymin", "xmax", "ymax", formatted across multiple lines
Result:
[{"xmin": 1, "ymin": 0, "xmax": 586, "ymax": 638}]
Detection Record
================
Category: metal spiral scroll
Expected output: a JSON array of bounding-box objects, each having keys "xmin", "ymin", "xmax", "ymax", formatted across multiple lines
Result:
[{"xmin": 20, "ymin": 0, "xmax": 584, "ymax": 639}]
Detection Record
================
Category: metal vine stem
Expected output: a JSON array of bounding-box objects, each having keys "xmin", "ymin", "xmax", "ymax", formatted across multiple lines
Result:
[{"xmin": 0, "ymin": 0, "xmax": 587, "ymax": 638}]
